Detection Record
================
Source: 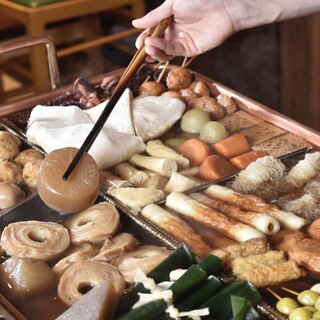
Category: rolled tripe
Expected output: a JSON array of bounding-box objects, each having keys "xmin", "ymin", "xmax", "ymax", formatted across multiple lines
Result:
[{"xmin": 165, "ymin": 192, "xmax": 265, "ymax": 242}]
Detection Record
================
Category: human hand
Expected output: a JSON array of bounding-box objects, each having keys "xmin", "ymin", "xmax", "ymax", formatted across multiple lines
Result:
[{"xmin": 132, "ymin": 0, "xmax": 236, "ymax": 62}]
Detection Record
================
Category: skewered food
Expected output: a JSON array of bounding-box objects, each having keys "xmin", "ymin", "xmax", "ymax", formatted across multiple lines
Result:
[
  {"xmin": 205, "ymin": 185, "xmax": 306, "ymax": 230},
  {"xmin": 64, "ymin": 202, "xmax": 120, "ymax": 244},
  {"xmin": 138, "ymin": 81, "xmax": 166, "ymax": 96},
  {"xmin": 1, "ymin": 220, "xmax": 70, "ymax": 261},
  {"xmin": 14, "ymin": 149, "xmax": 44, "ymax": 168},
  {"xmin": 0, "ymin": 131, "xmax": 20, "ymax": 160},
  {"xmin": 93, "ymin": 233, "xmax": 139, "ymax": 262},
  {"xmin": 0, "ymin": 160, "xmax": 23, "ymax": 185},
  {"xmin": 165, "ymin": 192, "xmax": 265, "ymax": 242},
  {"xmin": 161, "ymin": 90, "xmax": 184, "ymax": 101},
  {"xmin": 166, "ymin": 66, "xmax": 193, "ymax": 90},
  {"xmin": 37, "ymin": 147, "xmax": 99, "ymax": 213},
  {"xmin": 190, "ymin": 192, "xmax": 280, "ymax": 235},
  {"xmin": 0, "ymin": 183, "xmax": 25, "ymax": 209},
  {"xmin": 53, "ymin": 242, "xmax": 99, "ymax": 276},
  {"xmin": 141, "ymin": 204, "xmax": 212, "ymax": 257},
  {"xmin": 111, "ymin": 245, "xmax": 172, "ymax": 282},
  {"xmin": 0, "ymin": 257, "xmax": 55, "ymax": 295},
  {"xmin": 58, "ymin": 260, "xmax": 125, "ymax": 306}
]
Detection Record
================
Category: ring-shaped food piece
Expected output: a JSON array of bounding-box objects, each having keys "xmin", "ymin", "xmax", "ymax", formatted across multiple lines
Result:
[
  {"xmin": 64, "ymin": 202, "xmax": 120, "ymax": 244},
  {"xmin": 57, "ymin": 260, "xmax": 125, "ymax": 306},
  {"xmin": 0, "ymin": 221, "xmax": 70, "ymax": 261}
]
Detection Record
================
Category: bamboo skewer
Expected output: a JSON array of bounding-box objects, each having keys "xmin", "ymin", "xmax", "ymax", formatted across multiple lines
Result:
[
  {"xmin": 62, "ymin": 17, "xmax": 173, "ymax": 181},
  {"xmin": 156, "ymin": 61, "xmax": 169, "ymax": 83}
]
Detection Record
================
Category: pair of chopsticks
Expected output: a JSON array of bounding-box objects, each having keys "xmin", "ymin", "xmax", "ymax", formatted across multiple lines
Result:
[{"xmin": 62, "ymin": 17, "xmax": 173, "ymax": 181}]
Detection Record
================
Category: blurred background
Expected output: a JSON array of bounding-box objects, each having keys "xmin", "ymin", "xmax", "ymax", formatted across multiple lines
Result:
[{"xmin": 0, "ymin": 0, "xmax": 319, "ymax": 131}]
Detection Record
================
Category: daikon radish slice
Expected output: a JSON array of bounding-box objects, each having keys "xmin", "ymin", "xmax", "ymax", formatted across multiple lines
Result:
[
  {"xmin": 129, "ymin": 154, "xmax": 177, "ymax": 178},
  {"xmin": 205, "ymin": 185, "xmax": 306, "ymax": 230},
  {"xmin": 37, "ymin": 147, "xmax": 99, "ymax": 214},
  {"xmin": 165, "ymin": 192, "xmax": 265, "ymax": 242},
  {"xmin": 146, "ymin": 140, "xmax": 189, "ymax": 170}
]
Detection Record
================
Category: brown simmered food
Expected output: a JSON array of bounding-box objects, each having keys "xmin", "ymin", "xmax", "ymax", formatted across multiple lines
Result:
[
  {"xmin": 0, "ymin": 160, "xmax": 23, "ymax": 185},
  {"xmin": 73, "ymin": 78, "xmax": 100, "ymax": 109},
  {"xmin": 189, "ymin": 81, "xmax": 211, "ymax": 96},
  {"xmin": 138, "ymin": 81, "xmax": 166, "ymax": 96},
  {"xmin": 189, "ymin": 96, "xmax": 225, "ymax": 120},
  {"xmin": 0, "ymin": 131, "xmax": 20, "ymax": 160},
  {"xmin": 93, "ymin": 233, "xmax": 139, "ymax": 262},
  {"xmin": 308, "ymin": 218, "xmax": 320, "ymax": 240},
  {"xmin": 0, "ymin": 183, "xmax": 25, "ymax": 209},
  {"xmin": 270, "ymin": 230, "xmax": 306, "ymax": 252},
  {"xmin": 288, "ymin": 238, "xmax": 320, "ymax": 274},
  {"xmin": 0, "ymin": 257, "xmax": 55, "ymax": 296},
  {"xmin": 22, "ymin": 159, "xmax": 42, "ymax": 189},
  {"xmin": 100, "ymin": 75, "xmax": 119, "ymax": 96},
  {"xmin": 1, "ymin": 220, "xmax": 70, "ymax": 261},
  {"xmin": 64, "ymin": 202, "xmax": 120, "ymax": 244},
  {"xmin": 111, "ymin": 245, "xmax": 172, "ymax": 282},
  {"xmin": 53, "ymin": 242, "xmax": 99, "ymax": 277},
  {"xmin": 37, "ymin": 147, "xmax": 99, "ymax": 214},
  {"xmin": 216, "ymin": 94, "xmax": 237, "ymax": 115},
  {"xmin": 14, "ymin": 149, "xmax": 44, "ymax": 168},
  {"xmin": 166, "ymin": 67, "xmax": 193, "ymax": 91},
  {"xmin": 58, "ymin": 260, "xmax": 125, "ymax": 306},
  {"xmin": 179, "ymin": 88, "xmax": 200, "ymax": 104},
  {"xmin": 161, "ymin": 90, "xmax": 184, "ymax": 101}
]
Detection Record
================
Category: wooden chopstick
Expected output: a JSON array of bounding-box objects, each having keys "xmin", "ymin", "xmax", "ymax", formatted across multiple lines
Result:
[{"xmin": 62, "ymin": 16, "xmax": 173, "ymax": 181}]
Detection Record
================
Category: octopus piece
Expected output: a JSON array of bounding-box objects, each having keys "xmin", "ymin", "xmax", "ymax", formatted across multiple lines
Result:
[
  {"xmin": 73, "ymin": 78, "xmax": 100, "ymax": 109},
  {"xmin": 216, "ymin": 94, "xmax": 237, "ymax": 115},
  {"xmin": 270, "ymin": 230, "xmax": 306, "ymax": 253},
  {"xmin": 1, "ymin": 220, "xmax": 70, "ymax": 261},
  {"xmin": 138, "ymin": 81, "xmax": 166, "ymax": 96},
  {"xmin": 189, "ymin": 81, "xmax": 211, "ymax": 96},
  {"xmin": 14, "ymin": 149, "xmax": 44, "ymax": 168},
  {"xmin": 0, "ymin": 131, "xmax": 20, "ymax": 160},
  {"xmin": 64, "ymin": 202, "xmax": 120, "ymax": 244},
  {"xmin": 0, "ymin": 160, "xmax": 23, "ymax": 185},
  {"xmin": 58, "ymin": 260, "xmax": 125, "ymax": 306},
  {"xmin": 166, "ymin": 67, "xmax": 193, "ymax": 91},
  {"xmin": 100, "ymin": 75, "xmax": 119, "ymax": 97},
  {"xmin": 53, "ymin": 242, "xmax": 99, "ymax": 277},
  {"xmin": 0, "ymin": 183, "xmax": 25, "ymax": 210},
  {"xmin": 189, "ymin": 96, "xmax": 225, "ymax": 120},
  {"xmin": 22, "ymin": 159, "xmax": 43, "ymax": 189},
  {"xmin": 0, "ymin": 257, "xmax": 55, "ymax": 296},
  {"xmin": 111, "ymin": 245, "xmax": 172, "ymax": 282},
  {"xmin": 93, "ymin": 233, "xmax": 139, "ymax": 262},
  {"xmin": 288, "ymin": 238, "xmax": 320, "ymax": 275}
]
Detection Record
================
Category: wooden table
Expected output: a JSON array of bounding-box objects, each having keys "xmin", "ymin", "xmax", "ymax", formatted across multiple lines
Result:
[{"xmin": 0, "ymin": 0, "xmax": 145, "ymax": 93}]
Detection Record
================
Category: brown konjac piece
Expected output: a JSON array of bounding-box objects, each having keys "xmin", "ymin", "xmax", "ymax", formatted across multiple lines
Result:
[{"xmin": 37, "ymin": 147, "xmax": 99, "ymax": 214}]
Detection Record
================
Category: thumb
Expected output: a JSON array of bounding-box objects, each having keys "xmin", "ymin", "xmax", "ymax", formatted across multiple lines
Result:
[{"xmin": 132, "ymin": 1, "xmax": 173, "ymax": 29}]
